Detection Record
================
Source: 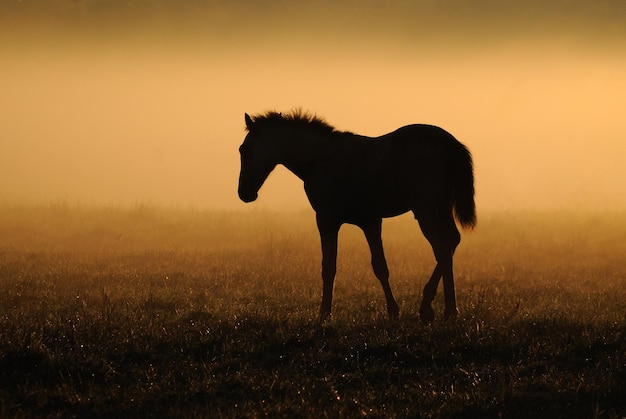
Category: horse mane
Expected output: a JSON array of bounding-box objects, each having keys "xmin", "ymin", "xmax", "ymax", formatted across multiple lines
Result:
[{"xmin": 246, "ymin": 109, "xmax": 352, "ymax": 136}]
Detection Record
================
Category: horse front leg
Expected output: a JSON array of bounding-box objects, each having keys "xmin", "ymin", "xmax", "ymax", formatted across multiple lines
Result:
[
  {"xmin": 317, "ymin": 216, "xmax": 340, "ymax": 323},
  {"xmin": 360, "ymin": 219, "xmax": 399, "ymax": 320}
]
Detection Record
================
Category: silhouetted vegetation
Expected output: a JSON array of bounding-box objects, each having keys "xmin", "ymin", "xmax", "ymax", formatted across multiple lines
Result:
[{"xmin": 1, "ymin": 205, "xmax": 625, "ymax": 417}]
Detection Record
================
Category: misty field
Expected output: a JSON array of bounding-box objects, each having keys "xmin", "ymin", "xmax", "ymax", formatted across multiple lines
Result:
[{"xmin": 0, "ymin": 205, "xmax": 625, "ymax": 418}]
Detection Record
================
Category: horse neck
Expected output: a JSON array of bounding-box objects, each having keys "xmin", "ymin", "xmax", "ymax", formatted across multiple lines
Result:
[{"xmin": 274, "ymin": 128, "xmax": 331, "ymax": 180}]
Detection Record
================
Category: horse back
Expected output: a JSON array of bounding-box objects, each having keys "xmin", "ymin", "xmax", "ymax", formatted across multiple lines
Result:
[{"xmin": 304, "ymin": 124, "xmax": 462, "ymax": 220}]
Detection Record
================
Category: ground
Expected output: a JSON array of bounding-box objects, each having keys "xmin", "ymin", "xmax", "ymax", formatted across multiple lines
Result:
[{"xmin": 0, "ymin": 205, "xmax": 625, "ymax": 417}]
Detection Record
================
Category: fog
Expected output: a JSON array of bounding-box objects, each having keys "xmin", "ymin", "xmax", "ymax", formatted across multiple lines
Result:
[{"xmin": 1, "ymin": 1, "xmax": 625, "ymax": 211}]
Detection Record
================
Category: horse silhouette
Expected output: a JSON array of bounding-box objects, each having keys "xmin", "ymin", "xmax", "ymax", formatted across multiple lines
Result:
[{"xmin": 238, "ymin": 110, "xmax": 475, "ymax": 323}]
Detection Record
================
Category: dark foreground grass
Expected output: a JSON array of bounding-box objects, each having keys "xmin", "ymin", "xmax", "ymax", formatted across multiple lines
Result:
[{"xmin": 1, "ymin": 205, "xmax": 625, "ymax": 418}]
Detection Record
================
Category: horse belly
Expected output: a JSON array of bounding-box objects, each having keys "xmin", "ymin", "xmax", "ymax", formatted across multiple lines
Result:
[
  {"xmin": 346, "ymin": 162, "xmax": 448, "ymax": 219},
  {"xmin": 311, "ymin": 174, "xmax": 413, "ymax": 221},
  {"xmin": 364, "ymin": 178, "xmax": 415, "ymax": 218},
  {"xmin": 305, "ymin": 139, "xmax": 442, "ymax": 220}
]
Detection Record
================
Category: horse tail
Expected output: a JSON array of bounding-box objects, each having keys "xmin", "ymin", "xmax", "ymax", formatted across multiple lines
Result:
[{"xmin": 451, "ymin": 141, "xmax": 476, "ymax": 230}]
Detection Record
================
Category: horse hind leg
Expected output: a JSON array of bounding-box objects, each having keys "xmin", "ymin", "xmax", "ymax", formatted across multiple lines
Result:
[
  {"xmin": 420, "ymin": 263, "xmax": 441, "ymax": 324},
  {"xmin": 440, "ymin": 238, "xmax": 460, "ymax": 320},
  {"xmin": 414, "ymin": 210, "xmax": 461, "ymax": 323},
  {"xmin": 436, "ymin": 215, "xmax": 461, "ymax": 320},
  {"xmin": 360, "ymin": 219, "xmax": 399, "ymax": 320}
]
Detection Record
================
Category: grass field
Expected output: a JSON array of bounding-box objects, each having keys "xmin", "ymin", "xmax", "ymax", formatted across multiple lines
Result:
[{"xmin": 0, "ymin": 204, "xmax": 625, "ymax": 418}]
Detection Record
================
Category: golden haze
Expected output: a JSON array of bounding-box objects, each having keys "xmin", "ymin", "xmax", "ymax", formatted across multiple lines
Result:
[{"xmin": 1, "ymin": 1, "xmax": 625, "ymax": 211}]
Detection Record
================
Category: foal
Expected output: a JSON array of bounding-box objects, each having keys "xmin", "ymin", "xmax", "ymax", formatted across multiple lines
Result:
[{"xmin": 238, "ymin": 110, "xmax": 475, "ymax": 323}]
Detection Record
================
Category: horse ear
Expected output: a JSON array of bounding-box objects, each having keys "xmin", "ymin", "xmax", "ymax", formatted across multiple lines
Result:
[{"xmin": 245, "ymin": 113, "xmax": 254, "ymax": 130}]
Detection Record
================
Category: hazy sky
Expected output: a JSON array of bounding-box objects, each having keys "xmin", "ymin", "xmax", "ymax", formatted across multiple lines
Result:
[{"xmin": 1, "ymin": 1, "xmax": 625, "ymax": 211}]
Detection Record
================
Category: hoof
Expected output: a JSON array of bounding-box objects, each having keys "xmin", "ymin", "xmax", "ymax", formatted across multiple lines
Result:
[
  {"xmin": 444, "ymin": 308, "xmax": 459, "ymax": 320},
  {"xmin": 318, "ymin": 310, "xmax": 331, "ymax": 324},
  {"xmin": 419, "ymin": 304, "xmax": 435, "ymax": 324},
  {"xmin": 388, "ymin": 303, "xmax": 400, "ymax": 320}
]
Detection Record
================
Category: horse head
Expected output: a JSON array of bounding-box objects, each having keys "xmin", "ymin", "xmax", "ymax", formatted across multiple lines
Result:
[{"xmin": 238, "ymin": 113, "xmax": 277, "ymax": 202}]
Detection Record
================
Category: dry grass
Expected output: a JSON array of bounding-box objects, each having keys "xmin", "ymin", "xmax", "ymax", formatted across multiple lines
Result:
[{"xmin": 1, "ymin": 204, "xmax": 625, "ymax": 418}]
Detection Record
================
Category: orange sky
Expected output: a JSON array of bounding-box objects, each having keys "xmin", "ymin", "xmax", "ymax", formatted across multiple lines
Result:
[{"xmin": 1, "ymin": 1, "xmax": 625, "ymax": 211}]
